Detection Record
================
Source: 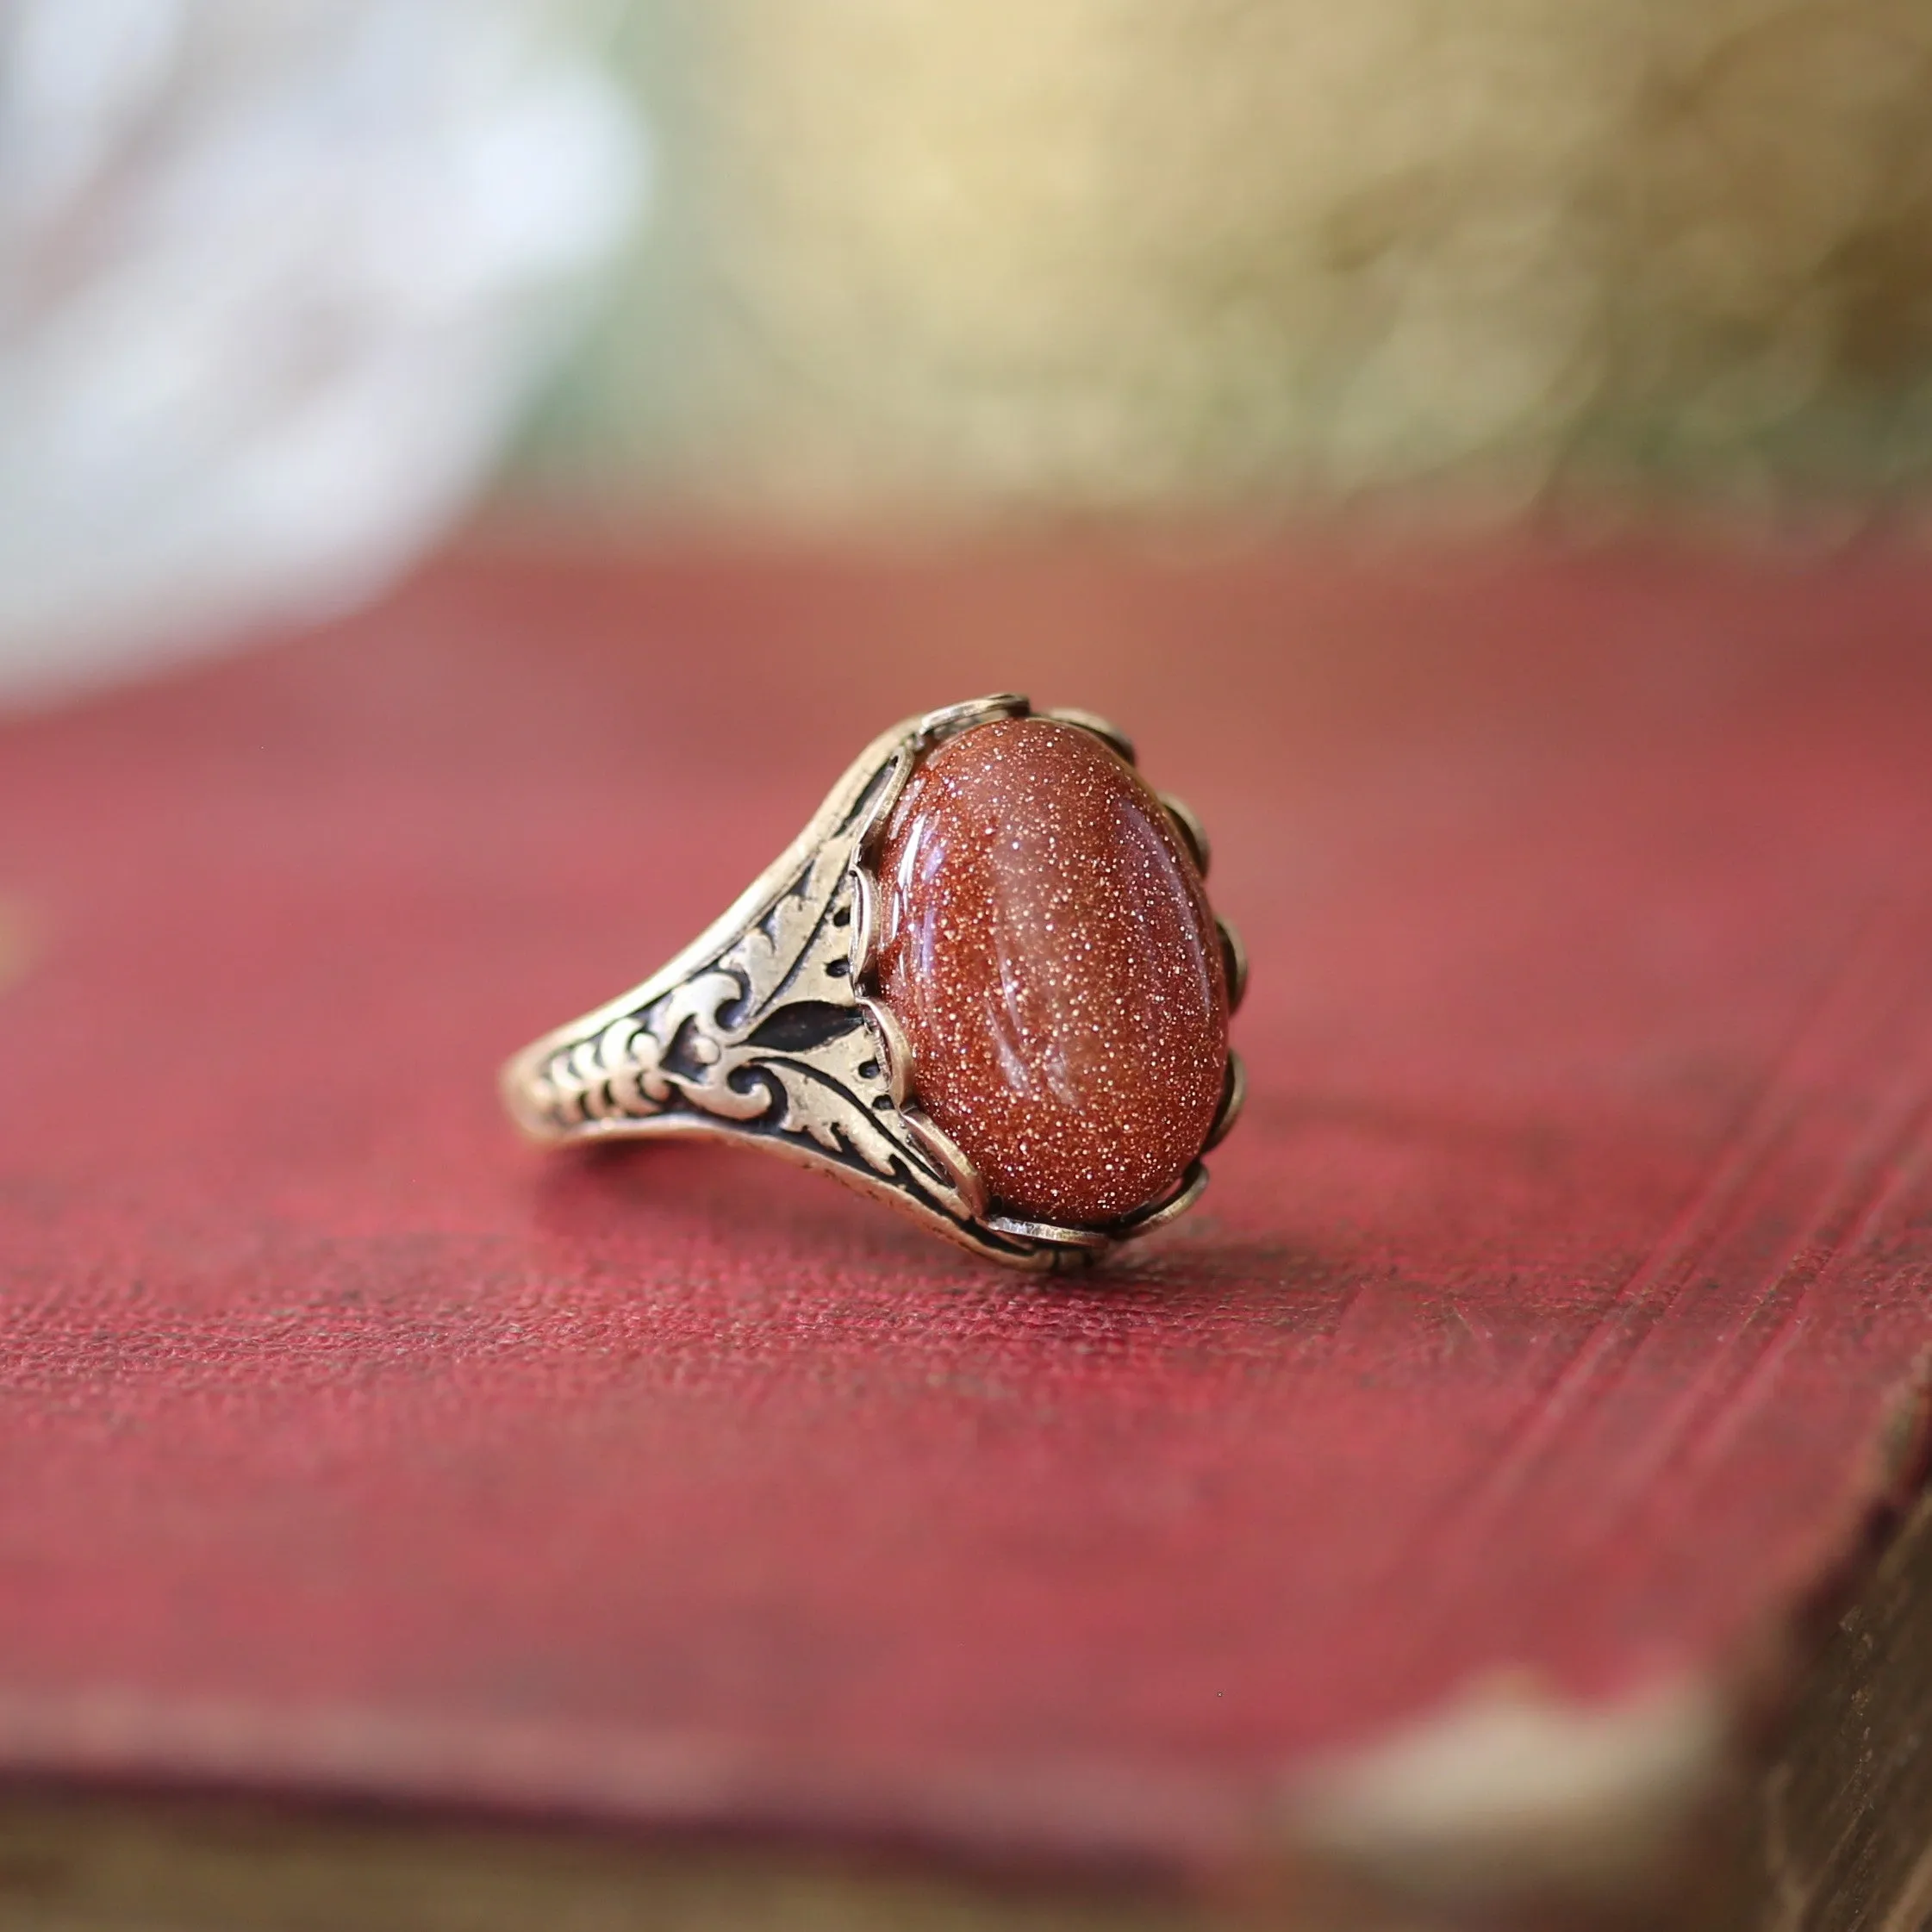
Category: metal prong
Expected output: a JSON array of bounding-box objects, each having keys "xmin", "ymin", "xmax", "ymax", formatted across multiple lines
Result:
[
  {"xmin": 1038, "ymin": 708, "xmax": 1136, "ymax": 765},
  {"xmin": 849, "ymin": 745, "xmax": 915, "ymax": 859},
  {"xmin": 1161, "ymin": 794, "xmax": 1211, "ymax": 877},
  {"xmin": 1206, "ymin": 1051, "xmax": 1245, "ymax": 1150},
  {"xmin": 1218, "ymin": 915, "xmax": 1248, "ymax": 1013},
  {"xmin": 917, "ymin": 693, "xmax": 1029, "ymax": 748},
  {"xmin": 981, "ymin": 1211, "xmax": 1111, "ymax": 1252},
  {"xmin": 901, "ymin": 1106, "xmax": 989, "ymax": 1218},
  {"xmin": 858, "ymin": 994, "xmax": 915, "ymax": 1109},
  {"xmin": 1115, "ymin": 1162, "xmax": 1209, "ymax": 1238},
  {"xmin": 848, "ymin": 867, "xmax": 880, "ymax": 982}
]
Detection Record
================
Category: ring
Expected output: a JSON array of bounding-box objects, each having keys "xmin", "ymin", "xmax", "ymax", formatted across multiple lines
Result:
[{"xmin": 501, "ymin": 695, "xmax": 1246, "ymax": 1269}]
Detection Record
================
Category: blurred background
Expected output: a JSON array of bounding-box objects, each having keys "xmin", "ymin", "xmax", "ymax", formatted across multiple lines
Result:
[{"xmin": 7, "ymin": 0, "xmax": 1932, "ymax": 704}]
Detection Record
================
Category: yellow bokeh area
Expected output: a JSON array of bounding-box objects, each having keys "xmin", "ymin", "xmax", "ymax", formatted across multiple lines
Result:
[{"xmin": 532, "ymin": 0, "xmax": 1932, "ymax": 527}]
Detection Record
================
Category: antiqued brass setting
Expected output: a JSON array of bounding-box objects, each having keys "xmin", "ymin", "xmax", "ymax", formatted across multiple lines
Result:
[
  {"xmin": 1206, "ymin": 1051, "xmax": 1246, "ymax": 1151},
  {"xmin": 1116, "ymin": 1162, "xmax": 1211, "ymax": 1237},
  {"xmin": 1218, "ymin": 917, "xmax": 1249, "ymax": 1014},
  {"xmin": 502, "ymin": 695, "xmax": 1244, "ymax": 1269},
  {"xmin": 1160, "ymin": 794, "xmax": 1212, "ymax": 878}
]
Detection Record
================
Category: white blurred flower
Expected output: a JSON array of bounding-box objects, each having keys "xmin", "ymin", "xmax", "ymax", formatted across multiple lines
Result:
[{"xmin": 0, "ymin": 0, "xmax": 644, "ymax": 707}]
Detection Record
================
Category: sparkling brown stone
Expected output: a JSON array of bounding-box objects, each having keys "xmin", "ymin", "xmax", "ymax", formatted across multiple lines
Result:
[{"xmin": 875, "ymin": 717, "xmax": 1228, "ymax": 1227}]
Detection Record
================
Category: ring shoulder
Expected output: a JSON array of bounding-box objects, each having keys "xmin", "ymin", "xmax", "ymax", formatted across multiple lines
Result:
[{"xmin": 500, "ymin": 722, "xmax": 1062, "ymax": 1268}]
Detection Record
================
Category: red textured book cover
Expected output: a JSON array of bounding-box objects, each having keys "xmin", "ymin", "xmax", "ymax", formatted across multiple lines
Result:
[{"xmin": 1, "ymin": 539, "xmax": 1929, "ymax": 1899}]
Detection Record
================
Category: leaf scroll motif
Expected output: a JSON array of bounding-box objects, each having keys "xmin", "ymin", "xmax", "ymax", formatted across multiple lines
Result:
[{"xmin": 530, "ymin": 840, "xmax": 950, "ymax": 1200}]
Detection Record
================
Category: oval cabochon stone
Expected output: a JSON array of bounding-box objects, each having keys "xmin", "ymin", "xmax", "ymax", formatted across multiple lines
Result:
[{"xmin": 875, "ymin": 718, "xmax": 1228, "ymax": 1226}]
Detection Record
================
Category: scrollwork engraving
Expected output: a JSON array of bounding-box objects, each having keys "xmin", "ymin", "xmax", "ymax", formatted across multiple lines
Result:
[{"xmin": 517, "ymin": 770, "xmax": 975, "ymax": 1225}]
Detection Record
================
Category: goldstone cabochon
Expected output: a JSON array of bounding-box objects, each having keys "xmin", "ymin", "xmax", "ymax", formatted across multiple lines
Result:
[{"xmin": 876, "ymin": 719, "xmax": 1228, "ymax": 1227}]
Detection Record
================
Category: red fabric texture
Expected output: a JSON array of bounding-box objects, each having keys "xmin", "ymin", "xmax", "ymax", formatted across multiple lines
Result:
[{"xmin": 2, "ymin": 539, "xmax": 1929, "ymax": 1874}]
